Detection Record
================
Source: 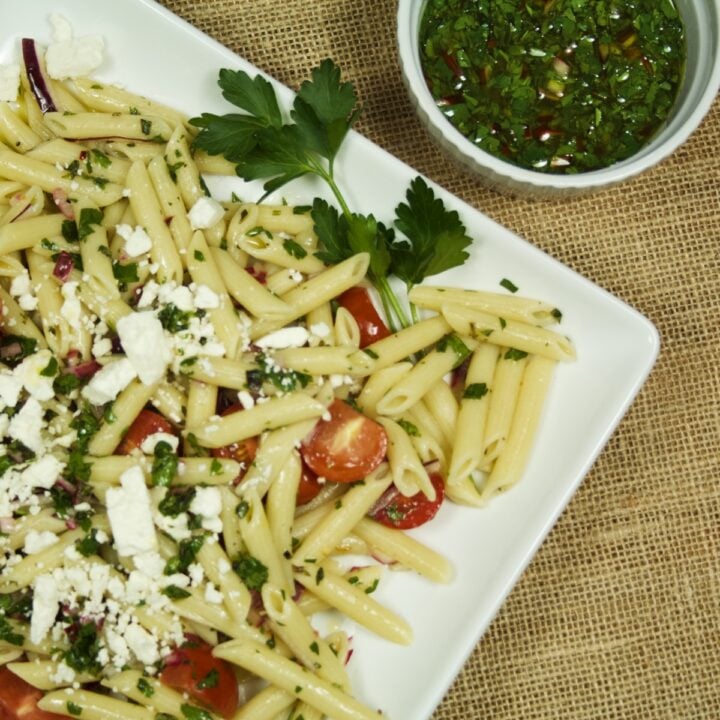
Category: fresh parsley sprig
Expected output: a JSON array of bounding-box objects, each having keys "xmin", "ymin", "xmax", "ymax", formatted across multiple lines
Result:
[{"xmin": 190, "ymin": 59, "xmax": 474, "ymax": 330}]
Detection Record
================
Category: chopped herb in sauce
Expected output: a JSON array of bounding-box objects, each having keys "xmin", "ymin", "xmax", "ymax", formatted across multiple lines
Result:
[{"xmin": 419, "ymin": 0, "xmax": 685, "ymax": 172}]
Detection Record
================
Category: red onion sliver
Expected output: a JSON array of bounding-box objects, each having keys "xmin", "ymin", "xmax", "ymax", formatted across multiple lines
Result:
[
  {"xmin": 53, "ymin": 251, "xmax": 75, "ymax": 282},
  {"xmin": 21, "ymin": 38, "xmax": 57, "ymax": 114}
]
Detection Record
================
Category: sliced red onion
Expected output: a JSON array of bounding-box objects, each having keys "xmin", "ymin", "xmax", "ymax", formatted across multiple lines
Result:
[
  {"xmin": 8, "ymin": 201, "xmax": 32, "ymax": 223},
  {"xmin": 67, "ymin": 359, "xmax": 102, "ymax": 380},
  {"xmin": 52, "ymin": 188, "xmax": 75, "ymax": 219},
  {"xmin": 53, "ymin": 251, "xmax": 75, "ymax": 282},
  {"xmin": 21, "ymin": 38, "xmax": 57, "ymax": 114},
  {"xmin": 0, "ymin": 342, "xmax": 23, "ymax": 361},
  {"xmin": 0, "ymin": 517, "xmax": 16, "ymax": 534},
  {"xmin": 55, "ymin": 477, "xmax": 77, "ymax": 495}
]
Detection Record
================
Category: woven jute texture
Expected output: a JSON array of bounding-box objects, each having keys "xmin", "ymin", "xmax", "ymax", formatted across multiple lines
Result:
[{"xmin": 159, "ymin": 1, "xmax": 720, "ymax": 717}]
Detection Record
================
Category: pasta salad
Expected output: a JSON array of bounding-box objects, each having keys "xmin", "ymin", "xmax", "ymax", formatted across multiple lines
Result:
[{"xmin": 0, "ymin": 18, "xmax": 574, "ymax": 720}]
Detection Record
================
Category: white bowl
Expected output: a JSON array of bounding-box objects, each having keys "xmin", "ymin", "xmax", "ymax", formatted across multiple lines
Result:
[{"xmin": 397, "ymin": 0, "xmax": 720, "ymax": 198}]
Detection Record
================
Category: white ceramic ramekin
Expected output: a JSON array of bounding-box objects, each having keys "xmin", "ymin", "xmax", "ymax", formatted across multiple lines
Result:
[{"xmin": 397, "ymin": 0, "xmax": 720, "ymax": 198}]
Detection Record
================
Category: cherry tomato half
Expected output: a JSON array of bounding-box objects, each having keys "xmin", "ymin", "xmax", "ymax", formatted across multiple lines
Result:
[
  {"xmin": 296, "ymin": 462, "xmax": 324, "ymax": 506},
  {"xmin": 369, "ymin": 472, "xmax": 445, "ymax": 529},
  {"xmin": 116, "ymin": 409, "xmax": 175, "ymax": 455},
  {"xmin": 301, "ymin": 399, "xmax": 388, "ymax": 483},
  {"xmin": 160, "ymin": 637, "xmax": 239, "ymax": 719},
  {"xmin": 211, "ymin": 404, "xmax": 259, "ymax": 478},
  {"xmin": 337, "ymin": 287, "xmax": 391, "ymax": 348},
  {"xmin": 0, "ymin": 667, "xmax": 58, "ymax": 720}
]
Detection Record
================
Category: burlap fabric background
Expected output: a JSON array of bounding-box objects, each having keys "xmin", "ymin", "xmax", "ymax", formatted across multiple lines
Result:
[{"xmin": 158, "ymin": 2, "xmax": 719, "ymax": 717}]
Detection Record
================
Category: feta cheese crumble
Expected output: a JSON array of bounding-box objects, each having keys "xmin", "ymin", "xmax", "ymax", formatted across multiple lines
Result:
[
  {"xmin": 116, "ymin": 312, "xmax": 171, "ymax": 385},
  {"xmin": 106, "ymin": 466, "xmax": 158, "ymax": 558},
  {"xmin": 115, "ymin": 224, "xmax": 153, "ymax": 258},
  {"xmin": 45, "ymin": 14, "xmax": 104, "ymax": 80},
  {"xmin": 0, "ymin": 63, "xmax": 20, "ymax": 102},
  {"xmin": 255, "ymin": 326, "xmax": 310, "ymax": 349},
  {"xmin": 188, "ymin": 197, "xmax": 224, "ymax": 229},
  {"xmin": 82, "ymin": 358, "xmax": 137, "ymax": 405}
]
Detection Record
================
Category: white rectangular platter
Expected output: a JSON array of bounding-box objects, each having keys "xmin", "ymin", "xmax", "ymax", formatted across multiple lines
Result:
[{"xmin": 1, "ymin": 2, "xmax": 660, "ymax": 718}]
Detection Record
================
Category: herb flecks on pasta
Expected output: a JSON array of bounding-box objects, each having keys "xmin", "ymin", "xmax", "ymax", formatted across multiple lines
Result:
[{"xmin": 0, "ymin": 19, "xmax": 574, "ymax": 720}]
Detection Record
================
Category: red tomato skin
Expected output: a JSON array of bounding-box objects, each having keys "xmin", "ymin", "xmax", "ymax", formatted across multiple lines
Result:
[
  {"xmin": 296, "ymin": 462, "xmax": 323, "ymax": 505},
  {"xmin": 160, "ymin": 638, "xmax": 239, "ymax": 719},
  {"xmin": 0, "ymin": 667, "xmax": 58, "ymax": 720},
  {"xmin": 116, "ymin": 409, "xmax": 175, "ymax": 455},
  {"xmin": 370, "ymin": 473, "xmax": 445, "ymax": 529},
  {"xmin": 211, "ymin": 404, "xmax": 259, "ymax": 477},
  {"xmin": 301, "ymin": 399, "xmax": 388, "ymax": 483},
  {"xmin": 337, "ymin": 287, "xmax": 391, "ymax": 348}
]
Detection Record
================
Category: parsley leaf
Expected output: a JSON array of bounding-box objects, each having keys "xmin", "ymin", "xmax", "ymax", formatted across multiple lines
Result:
[
  {"xmin": 391, "ymin": 177, "xmax": 472, "ymax": 290},
  {"xmin": 232, "ymin": 553, "xmax": 268, "ymax": 591}
]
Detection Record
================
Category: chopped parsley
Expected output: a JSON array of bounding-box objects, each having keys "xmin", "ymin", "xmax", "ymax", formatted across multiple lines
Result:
[
  {"xmin": 77, "ymin": 208, "xmax": 103, "ymax": 241},
  {"xmin": 158, "ymin": 487, "xmax": 196, "ymax": 517},
  {"xmin": 151, "ymin": 441, "xmax": 178, "ymax": 487},
  {"xmin": 196, "ymin": 668, "xmax": 219, "ymax": 689},
  {"xmin": 137, "ymin": 678, "xmax": 155, "ymax": 697},
  {"xmin": 504, "ymin": 348, "xmax": 529, "ymax": 361},
  {"xmin": 158, "ymin": 303, "xmax": 192, "ymax": 333},
  {"xmin": 500, "ymin": 278, "xmax": 519, "ymax": 293},
  {"xmin": 232, "ymin": 553, "xmax": 268, "ymax": 591},
  {"xmin": 163, "ymin": 585, "xmax": 192, "ymax": 600},
  {"xmin": 463, "ymin": 382, "xmax": 489, "ymax": 399},
  {"xmin": 282, "ymin": 238, "xmax": 307, "ymax": 259},
  {"xmin": 164, "ymin": 535, "xmax": 206, "ymax": 576}
]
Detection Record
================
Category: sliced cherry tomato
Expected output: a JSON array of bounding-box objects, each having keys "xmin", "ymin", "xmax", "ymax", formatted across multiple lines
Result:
[
  {"xmin": 337, "ymin": 287, "xmax": 391, "ymax": 348},
  {"xmin": 369, "ymin": 472, "xmax": 445, "ymax": 529},
  {"xmin": 301, "ymin": 399, "xmax": 387, "ymax": 483},
  {"xmin": 296, "ymin": 462, "xmax": 323, "ymax": 505},
  {"xmin": 116, "ymin": 408, "xmax": 176, "ymax": 455},
  {"xmin": 0, "ymin": 667, "xmax": 58, "ymax": 720},
  {"xmin": 160, "ymin": 637, "xmax": 239, "ymax": 719},
  {"xmin": 211, "ymin": 404, "xmax": 259, "ymax": 478}
]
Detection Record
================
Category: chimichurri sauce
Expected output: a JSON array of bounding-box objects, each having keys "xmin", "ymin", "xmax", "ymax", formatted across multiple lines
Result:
[{"xmin": 419, "ymin": 0, "xmax": 686, "ymax": 173}]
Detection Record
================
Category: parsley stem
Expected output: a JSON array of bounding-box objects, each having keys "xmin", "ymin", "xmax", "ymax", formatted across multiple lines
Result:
[
  {"xmin": 410, "ymin": 301, "xmax": 421, "ymax": 325},
  {"xmin": 376, "ymin": 276, "xmax": 410, "ymax": 330}
]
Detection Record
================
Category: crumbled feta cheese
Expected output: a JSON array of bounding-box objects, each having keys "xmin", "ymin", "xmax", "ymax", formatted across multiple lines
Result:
[
  {"xmin": 49, "ymin": 13, "xmax": 73, "ymax": 42},
  {"xmin": 255, "ymin": 326, "xmax": 310, "ymax": 349},
  {"xmin": 140, "ymin": 432, "xmax": 179, "ymax": 455},
  {"xmin": 188, "ymin": 197, "xmax": 224, "ymax": 229},
  {"xmin": 288, "ymin": 269, "xmax": 303, "ymax": 283},
  {"xmin": 15, "ymin": 349, "xmax": 56, "ymax": 402},
  {"xmin": 60, "ymin": 281, "xmax": 83, "ymax": 327},
  {"xmin": 49, "ymin": 661, "xmax": 76, "ymax": 686},
  {"xmin": 189, "ymin": 486, "xmax": 223, "ymax": 533},
  {"xmin": 187, "ymin": 562, "xmax": 205, "ymax": 587},
  {"xmin": 106, "ymin": 466, "xmax": 158, "ymax": 557},
  {"xmin": 133, "ymin": 551, "xmax": 165, "ymax": 578},
  {"xmin": 8, "ymin": 398, "xmax": 45, "ymax": 454},
  {"xmin": 0, "ymin": 372, "xmax": 22, "ymax": 409},
  {"xmin": 193, "ymin": 284, "xmax": 220, "ymax": 310},
  {"xmin": 30, "ymin": 574, "xmax": 60, "ymax": 644},
  {"xmin": 217, "ymin": 558, "xmax": 231, "ymax": 575},
  {"xmin": 92, "ymin": 337, "xmax": 113, "ymax": 359},
  {"xmin": 9, "ymin": 272, "xmax": 38, "ymax": 311},
  {"xmin": 45, "ymin": 16, "xmax": 104, "ymax": 80},
  {"xmin": 22, "ymin": 455, "xmax": 65, "ymax": 490},
  {"xmin": 115, "ymin": 224, "xmax": 153, "ymax": 258},
  {"xmin": 116, "ymin": 312, "xmax": 171, "ymax": 385},
  {"xmin": 204, "ymin": 583, "xmax": 223, "ymax": 604},
  {"xmin": 237, "ymin": 390, "xmax": 255, "ymax": 410},
  {"xmin": 0, "ymin": 64, "xmax": 20, "ymax": 102},
  {"xmin": 309, "ymin": 322, "xmax": 330, "ymax": 339},
  {"xmin": 23, "ymin": 530, "xmax": 59, "ymax": 555},
  {"xmin": 125, "ymin": 623, "xmax": 160, "ymax": 666},
  {"xmin": 81, "ymin": 358, "xmax": 137, "ymax": 405}
]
